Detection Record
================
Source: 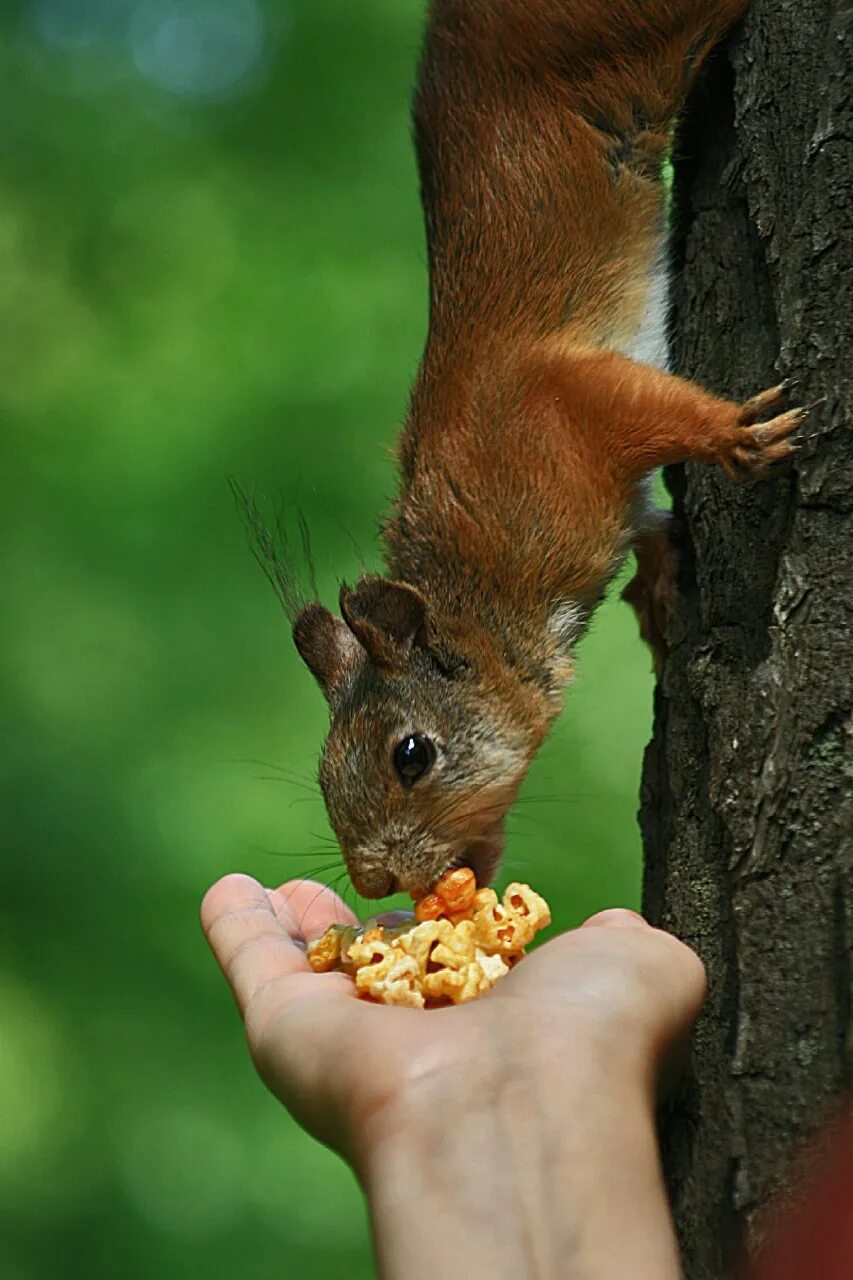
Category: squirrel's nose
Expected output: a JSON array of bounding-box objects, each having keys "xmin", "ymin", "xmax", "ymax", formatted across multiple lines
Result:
[{"xmin": 346, "ymin": 859, "xmax": 399, "ymax": 900}]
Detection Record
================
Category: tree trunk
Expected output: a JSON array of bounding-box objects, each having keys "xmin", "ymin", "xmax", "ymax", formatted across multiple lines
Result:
[{"xmin": 640, "ymin": 3, "xmax": 852, "ymax": 1277}]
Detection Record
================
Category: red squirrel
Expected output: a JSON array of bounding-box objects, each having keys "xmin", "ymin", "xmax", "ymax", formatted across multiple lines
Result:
[{"xmin": 276, "ymin": 0, "xmax": 805, "ymax": 899}]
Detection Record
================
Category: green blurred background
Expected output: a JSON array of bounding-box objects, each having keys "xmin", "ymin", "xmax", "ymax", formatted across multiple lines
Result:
[{"xmin": 1, "ymin": 1, "xmax": 653, "ymax": 1275}]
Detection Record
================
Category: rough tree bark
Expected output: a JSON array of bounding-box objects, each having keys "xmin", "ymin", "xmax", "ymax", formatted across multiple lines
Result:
[{"xmin": 641, "ymin": 2, "xmax": 852, "ymax": 1277}]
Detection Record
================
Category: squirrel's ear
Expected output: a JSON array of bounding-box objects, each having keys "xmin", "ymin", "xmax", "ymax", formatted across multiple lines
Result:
[
  {"xmin": 293, "ymin": 603, "xmax": 364, "ymax": 702},
  {"xmin": 339, "ymin": 576, "xmax": 428, "ymax": 670}
]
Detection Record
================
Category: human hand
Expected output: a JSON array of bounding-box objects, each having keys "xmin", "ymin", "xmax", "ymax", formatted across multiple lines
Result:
[
  {"xmin": 202, "ymin": 875, "xmax": 705, "ymax": 1278},
  {"xmin": 201, "ymin": 874, "xmax": 704, "ymax": 1163}
]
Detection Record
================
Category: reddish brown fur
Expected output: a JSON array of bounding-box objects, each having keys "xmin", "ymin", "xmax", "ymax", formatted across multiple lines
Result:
[{"xmin": 291, "ymin": 0, "xmax": 805, "ymax": 898}]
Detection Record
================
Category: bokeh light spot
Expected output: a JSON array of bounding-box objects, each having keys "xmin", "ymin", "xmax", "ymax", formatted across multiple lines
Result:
[
  {"xmin": 0, "ymin": 981, "xmax": 69, "ymax": 1187},
  {"xmin": 130, "ymin": 0, "xmax": 267, "ymax": 101},
  {"xmin": 33, "ymin": 0, "xmax": 136, "ymax": 49}
]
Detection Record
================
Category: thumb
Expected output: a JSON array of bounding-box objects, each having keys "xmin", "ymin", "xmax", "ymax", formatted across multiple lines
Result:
[{"xmin": 581, "ymin": 907, "xmax": 649, "ymax": 930}]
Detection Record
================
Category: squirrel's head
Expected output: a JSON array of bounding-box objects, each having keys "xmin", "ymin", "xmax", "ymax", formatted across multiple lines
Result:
[{"xmin": 293, "ymin": 576, "xmax": 541, "ymax": 898}]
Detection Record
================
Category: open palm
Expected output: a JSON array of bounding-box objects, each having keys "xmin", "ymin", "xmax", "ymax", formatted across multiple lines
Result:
[{"xmin": 201, "ymin": 874, "xmax": 706, "ymax": 1171}]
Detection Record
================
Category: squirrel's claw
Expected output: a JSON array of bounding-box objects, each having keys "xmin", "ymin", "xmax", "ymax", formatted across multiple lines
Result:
[{"xmin": 718, "ymin": 382, "xmax": 825, "ymax": 482}]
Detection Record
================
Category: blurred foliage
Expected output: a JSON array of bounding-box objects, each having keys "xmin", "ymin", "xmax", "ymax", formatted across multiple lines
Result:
[{"xmin": 0, "ymin": 1, "xmax": 653, "ymax": 1276}]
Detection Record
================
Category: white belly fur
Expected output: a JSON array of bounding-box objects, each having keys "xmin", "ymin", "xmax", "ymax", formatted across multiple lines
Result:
[
  {"xmin": 620, "ymin": 254, "xmax": 671, "ymax": 532},
  {"xmin": 620, "ymin": 254, "xmax": 670, "ymax": 371}
]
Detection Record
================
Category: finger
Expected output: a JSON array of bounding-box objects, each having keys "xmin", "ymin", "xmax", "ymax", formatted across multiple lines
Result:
[
  {"xmin": 201, "ymin": 873, "xmax": 310, "ymax": 1014},
  {"xmin": 263, "ymin": 885, "xmax": 308, "ymax": 949},
  {"xmin": 581, "ymin": 907, "xmax": 648, "ymax": 930},
  {"xmin": 271, "ymin": 879, "xmax": 359, "ymax": 941}
]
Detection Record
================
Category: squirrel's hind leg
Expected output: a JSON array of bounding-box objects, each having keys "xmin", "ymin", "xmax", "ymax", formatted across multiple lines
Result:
[{"xmin": 621, "ymin": 507, "xmax": 678, "ymax": 677}]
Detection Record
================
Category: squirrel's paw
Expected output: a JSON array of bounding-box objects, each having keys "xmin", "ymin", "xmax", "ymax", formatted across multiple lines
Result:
[{"xmin": 718, "ymin": 381, "xmax": 819, "ymax": 481}]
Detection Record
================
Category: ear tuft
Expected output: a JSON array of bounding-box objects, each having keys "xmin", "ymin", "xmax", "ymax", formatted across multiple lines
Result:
[
  {"xmin": 293, "ymin": 603, "xmax": 364, "ymax": 702},
  {"xmin": 339, "ymin": 576, "xmax": 429, "ymax": 670}
]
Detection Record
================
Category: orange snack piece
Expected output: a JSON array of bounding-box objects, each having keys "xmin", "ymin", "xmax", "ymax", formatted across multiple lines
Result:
[
  {"xmin": 414, "ymin": 893, "xmax": 446, "ymax": 923},
  {"xmin": 433, "ymin": 866, "xmax": 477, "ymax": 914},
  {"xmin": 412, "ymin": 868, "xmax": 477, "ymax": 922}
]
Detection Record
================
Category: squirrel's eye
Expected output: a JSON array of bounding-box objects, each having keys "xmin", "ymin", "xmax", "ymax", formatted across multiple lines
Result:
[{"xmin": 393, "ymin": 734, "xmax": 436, "ymax": 788}]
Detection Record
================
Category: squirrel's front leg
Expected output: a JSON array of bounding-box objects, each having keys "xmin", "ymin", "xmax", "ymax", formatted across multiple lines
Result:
[
  {"xmin": 538, "ymin": 345, "xmax": 806, "ymax": 482},
  {"xmin": 531, "ymin": 348, "xmax": 809, "ymax": 670}
]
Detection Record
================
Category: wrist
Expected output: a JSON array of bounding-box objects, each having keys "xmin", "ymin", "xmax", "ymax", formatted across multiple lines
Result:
[
  {"xmin": 360, "ymin": 1051, "xmax": 568, "ymax": 1278},
  {"xmin": 353, "ymin": 1003, "xmax": 659, "ymax": 1181},
  {"xmin": 357, "ymin": 1036, "xmax": 677, "ymax": 1280}
]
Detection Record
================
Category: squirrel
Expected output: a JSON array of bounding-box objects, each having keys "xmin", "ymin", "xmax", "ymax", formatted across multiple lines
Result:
[{"xmin": 272, "ymin": 0, "xmax": 806, "ymax": 901}]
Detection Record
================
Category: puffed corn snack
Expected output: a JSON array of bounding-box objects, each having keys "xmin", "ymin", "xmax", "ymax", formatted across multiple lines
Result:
[{"xmin": 307, "ymin": 867, "xmax": 551, "ymax": 1008}]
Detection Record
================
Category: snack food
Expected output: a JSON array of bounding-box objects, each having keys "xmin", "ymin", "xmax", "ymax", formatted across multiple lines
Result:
[{"xmin": 307, "ymin": 867, "xmax": 551, "ymax": 1008}]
